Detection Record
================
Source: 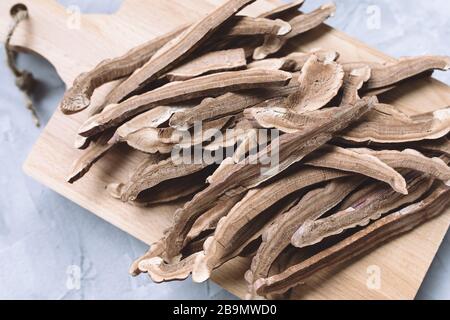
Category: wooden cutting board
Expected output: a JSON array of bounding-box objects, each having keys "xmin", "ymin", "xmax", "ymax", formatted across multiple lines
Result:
[{"xmin": 2, "ymin": 0, "xmax": 450, "ymax": 300}]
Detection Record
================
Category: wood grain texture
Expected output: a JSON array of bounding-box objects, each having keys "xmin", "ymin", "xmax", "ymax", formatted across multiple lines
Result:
[{"xmin": 1, "ymin": 0, "xmax": 449, "ymax": 300}]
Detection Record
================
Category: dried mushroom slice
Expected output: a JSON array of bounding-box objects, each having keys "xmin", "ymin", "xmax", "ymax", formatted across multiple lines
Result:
[
  {"xmin": 340, "ymin": 65, "xmax": 372, "ymax": 106},
  {"xmin": 341, "ymin": 104, "xmax": 450, "ymax": 143},
  {"xmin": 366, "ymin": 55, "xmax": 450, "ymax": 90},
  {"xmin": 247, "ymin": 177, "xmax": 364, "ymax": 298},
  {"xmin": 305, "ymin": 145, "xmax": 408, "ymax": 194},
  {"xmin": 253, "ymin": 4, "xmax": 336, "ymax": 60},
  {"xmin": 120, "ymin": 156, "xmax": 209, "ymax": 202},
  {"xmin": 104, "ymin": 0, "xmax": 257, "ymax": 104},
  {"xmin": 291, "ymin": 171, "xmax": 434, "ymax": 248},
  {"xmin": 418, "ymin": 137, "xmax": 450, "ymax": 156},
  {"xmin": 254, "ymin": 184, "xmax": 450, "ymax": 297},
  {"xmin": 60, "ymin": 24, "xmax": 187, "ymax": 114},
  {"xmin": 130, "ymin": 240, "xmax": 166, "ymax": 276},
  {"xmin": 191, "ymin": 166, "xmax": 351, "ymax": 282},
  {"xmin": 162, "ymin": 97, "xmax": 375, "ymax": 259},
  {"xmin": 78, "ymin": 69, "xmax": 292, "ymax": 137},
  {"xmin": 349, "ymin": 148, "xmax": 450, "ymax": 185},
  {"xmin": 138, "ymin": 252, "xmax": 201, "ymax": 283},
  {"xmin": 169, "ymin": 75, "xmax": 301, "ymax": 131},
  {"xmin": 223, "ymin": 16, "xmax": 292, "ymax": 37},
  {"xmin": 258, "ymin": 0, "xmax": 305, "ymax": 19},
  {"xmin": 165, "ymin": 48, "xmax": 247, "ymax": 81},
  {"xmin": 67, "ymin": 131, "xmax": 116, "ymax": 183},
  {"xmin": 285, "ymin": 55, "xmax": 344, "ymax": 112}
]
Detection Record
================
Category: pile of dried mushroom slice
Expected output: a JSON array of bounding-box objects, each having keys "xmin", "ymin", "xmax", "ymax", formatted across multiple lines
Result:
[{"xmin": 61, "ymin": 0, "xmax": 450, "ymax": 299}]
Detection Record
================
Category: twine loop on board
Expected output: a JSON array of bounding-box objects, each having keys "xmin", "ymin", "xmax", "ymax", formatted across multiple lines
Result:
[{"xmin": 5, "ymin": 4, "xmax": 40, "ymax": 127}]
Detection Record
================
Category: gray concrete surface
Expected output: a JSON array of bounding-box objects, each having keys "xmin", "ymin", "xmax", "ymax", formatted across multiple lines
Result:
[{"xmin": 0, "ymin": 0, "xmax": 449, "ymax": 300}]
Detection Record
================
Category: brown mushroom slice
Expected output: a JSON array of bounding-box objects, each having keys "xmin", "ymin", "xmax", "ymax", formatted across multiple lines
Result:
[
  {"xmin": 340, "ymin": 65, "xmax": 372, "ymax": 106},
  {"xmin": 67, "ymin": 131, "xmax": 116, "ymax": 183},
  {"xmin": 258, "ymin": 0, "xmax": 305, "ymax": 19},
  {"xmin": 305, "ymin": 145, "xmax": 408, "ymax": 194},
  {"xmin": 246, "ymin": 176, "xmax": 365, "ymax": 297},
  {"xmin": 185, "ymin": 194, "xmax": 244, "ymax": 246},
  {"xmin": 60, "ymin": 24, "xmax": 187, "ymax": 114},
  {"xmin": 78, "ymin": 69, "xmax": 292, "ymax": 137},
  {"xmin": 285, "ymin": 55, "xmax": 345, "ymax": 112},
  {"xmin": 248, "ymin": 50, "xmax": 339, "ymax": 72},
  {"xmin": 162, "ymin": 97, "xmax": 376, "ymax": 259},
  {"xmin": 138, "ymin": 252, "xmax": 201, "ymax": 283},
  {"xmin": 254, "ymin": 184, "xmax": 450, "ymax": 297},
  {"xmin": 130, "ymin": 240, "xmax": 166, "ymax": 276},
  {"xmin": 291, "ymin": 171, "xmax": 434, "ymax": 249},
  {"xmin": 223, "ymin": 16, "xmax": 292, "ymax": 37},
  {"xmin": 341, "ymin": 104, "xmax": 450, "ymax": 143},
  {"xmin": 366, "ymin": 55, "xmax": 450, "ymax": 90},
  {"xmin": 349, "ymin": 148, "xmax": 450, "ymax": 185},
  {"xmin": 169, "ymin": 75, "xmax": 300, "ymax": 131},
  {"xmin": 120, "ymin": 156, "xmax": 209, "ymax": 202},
  {"xmin": 104, "ymin": 0, "xmax": 257, "ymax": 105},
  {"xmin": 191, "ymin": 166, "xmax": 351, "ymax": 282},
  {"xmin": 165, "ymin": 48, "xmax": 246, "ymax": 81},
  {"xmin": 253, "ymin": 4, "xmax": 336, "ymax": 60}
]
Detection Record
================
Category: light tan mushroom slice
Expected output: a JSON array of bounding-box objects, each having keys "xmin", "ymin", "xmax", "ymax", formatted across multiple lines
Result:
[
  {"xmin": 253, "ymin": 3, "xmax": 336, "ymax": 60},
  {"xmin": 67, "ymin": 131, "xmax": 116, "ymax": 183},
  {"xmin": 340, "ymin": 65, "xmax": 372, "ymax": 106},
  {"xmin": 162, "ymin": 97, "xmax": 376, "ymax": 260},
  {"xmin": 305, "ymin": 145, "xmax": 408, "ymax": 194},
  {"xmin": 104, "ymin": 0, "xmax": 256, "ymax": 105},
  {"xmin": 246, "ymin": 176, "xmax": 364, "ymax": 298},
  {"xmin": 130, "ymin": 240, "xmax": 166, "ymax": 276},
  {"xmin": 60, "ymin": 24, "xmax": 187, "ymax": 114},
  {"xmin": 349, "ymin": 148, "xmax": 450, "ymax": 185},
  {"xmin": 120, "ymin": 156, "xmax": 209, "ymax": 202},
  {"xmin": 248, "ymin": 50, "xmax": 338, "ymax": 72},
  {"xmin": 165, "ymin": 49, "xmax": 246, "ymax": 81},
  {"xmin": 78, "ymin": 69, "xmax": 292, "ymax": 137},
  {"xmin": 203, "ymin": 118, "xmax": 257, "ymax": 152},
  {"xmin": 291, "ymin": 172, "xmax": 434, "ymax": 249},
  {"xmin": 138, "ymin": 252, "xmax": 201, "ymax": 283},
  {"xmin": 178, "ymin": 116, "xmax": 235, "ymax": 148},
  {"xmin": 258, "ymin": 0, "xmax": 305, "ymax": 19},
  {"xmin": 223, "ymin": 16, "xmax": 292, "ymax": 36},
  {"xmin": 169, "ymin": 75, "xmax": 300, "ymax": 131},
  {"xmin": 366, "ymin": 55, "xmax": 450, "ymax": 90},
  {"xmin": 341, "ymin": 104, "xmax": 450, "ymax": 143},
  {"xmin": 285, "ymin": 55, "xmax": 344, "ymax": 112},
  {"xmin": 255, "ymin": 184, "xmax": 450, "ymax": 297},
  {"xmin": 191, "ymin": 167, "xmax": 351, "ymax": 282}
]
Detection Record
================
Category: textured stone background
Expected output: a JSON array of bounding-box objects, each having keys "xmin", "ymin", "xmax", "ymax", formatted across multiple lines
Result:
[{"xmin": 0, "ymin": 0, "xmax": 449, "ymax": 299}]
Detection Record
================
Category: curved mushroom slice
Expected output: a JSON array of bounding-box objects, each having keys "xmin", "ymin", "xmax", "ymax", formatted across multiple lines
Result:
[
  {"xmin": 162, "ymin": 97, "xmax": 376, "ymax": 260},
  {"xmin": 246, "ymin": 177, "xmax": 364, "ymax": 298},
  {"xmin": 130, "ymin": 240, "xmax": 166, "ymax": 276},
  {"xmin": 67, "ymin": 131, "xmax": 116, "ymax": 183},
  {"xmin": 341, "ymin": 104, "xmax": 450, "ymax": 143},
  {"xmin": 103, "ymin": 0, "xmax": 257, "ymax": 105},
  {"xmin": 138, "ymin": 252, "xmax": 201, "ymax": 283},
  {"xmin": 191, "ymin": 166, "xmax": 351, "ymax": 283},
  {"xmin": 340, "ymin": 65, "xmax": 372, "ymax": 106},
  {"xmin": 349, "ymin": 148, "xmax": 450, "ymax": 185},
  {"xmin": 253, "ymin": 4, "xmax": 336, "ymax": 60},
  {"xmin": 366, "ymin": 56, "xmax": 450, "ymax": 90},
  {"xmin": 169, "ymin": 75, "xmax": 300, "ymax": 131},
  {"xmin": 258, "ymin": 0, "xmax": 305, "ymax": 19},
  {"xmin": 248, "ymin": 50, "xmax": 339, "ymax": 72},
  {"xmin": 185, "ymin": 194, "xmax": 244, "ymax": 246},
  {"xmin": 285, "ymin": 55, "xmax": 345, "ymax": 112},
  {"xmin": 78, "ymin": 69, "xmax": 292, "ymax": 137},
  {"xmin": 203, "ymin": 118, "xmax": 257, "ymax": 152},
  {"xmin": 60, "ymin": 24, "xmax": 187, "ymax": 114},
  {"xmin": 165, "ymin": 48, "xmax": 246, "ymax": 81},
  {"xmin": 305, "ymin": 145, "xmax": 408, "ymax": 194},
  {"xmin": 254, "ymin": 184, "xmax": 450, "ymax": 297},
  {"xmin": 223, "ymin": 16, "xmax": 292, "ymax": 37},
  {"xmin": 291, "ymin": 171, "xmax": 434, "ymax": 249}
]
